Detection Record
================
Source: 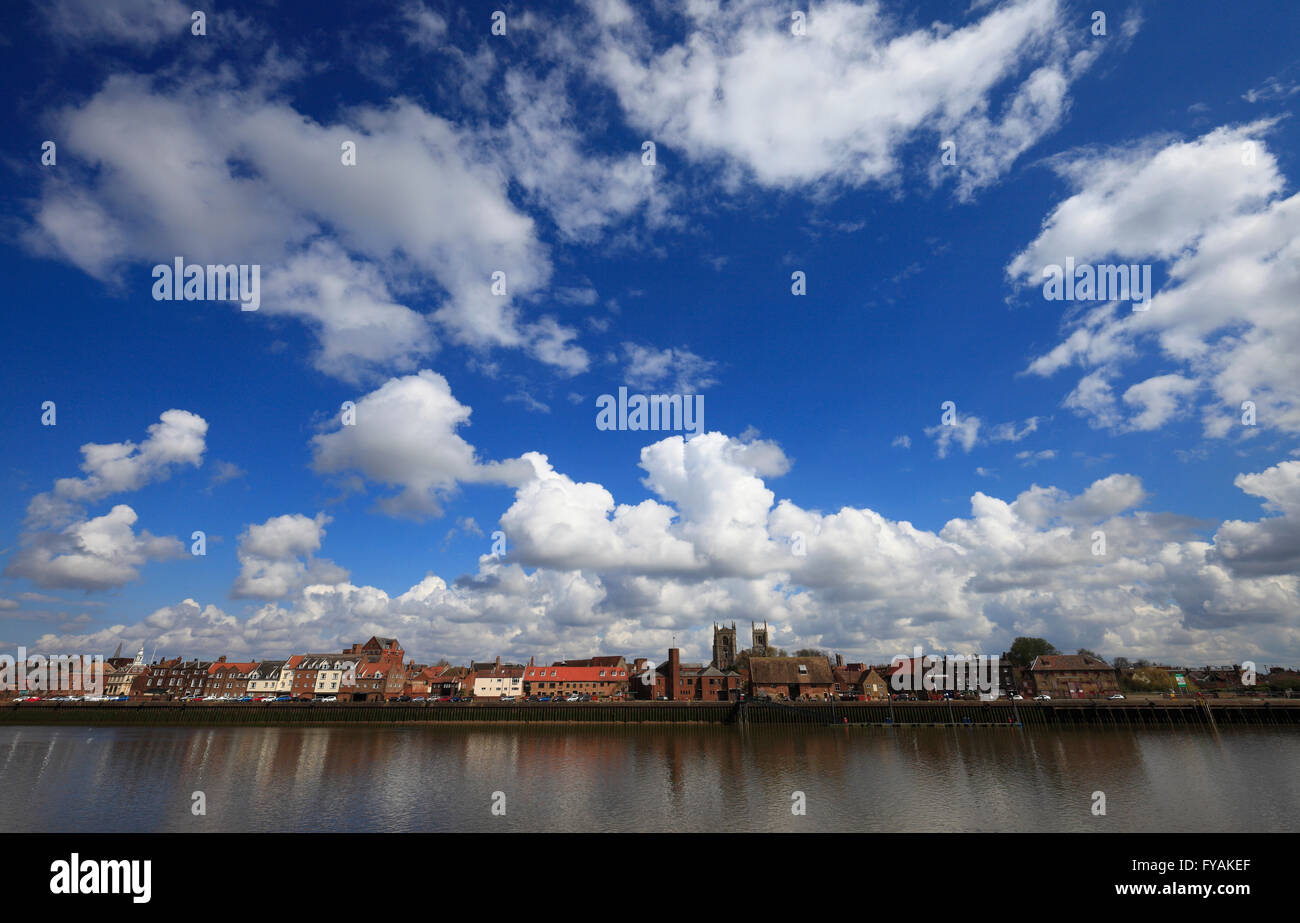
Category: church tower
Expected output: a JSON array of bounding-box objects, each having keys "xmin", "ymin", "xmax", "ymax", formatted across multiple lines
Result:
[
  {"xmin": 711, "ymin": 622, "xmax": 737, "ymax": 670},
  {"xmin": 751, "ymin": 621, "xmax": 769, "ymax": 657}
]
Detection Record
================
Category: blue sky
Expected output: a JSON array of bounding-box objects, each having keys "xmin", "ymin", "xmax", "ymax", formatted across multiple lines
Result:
[{"xmin": 2, "ymin": 0, "xmax": 1299, "ymax": 667}]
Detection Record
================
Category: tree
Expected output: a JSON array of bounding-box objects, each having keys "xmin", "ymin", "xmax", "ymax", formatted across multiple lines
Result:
[
  {"xmin": 1077, "ymin": 648, "xmax": 1100, "ymax": 660},
  {"xmin": 1008, "ymin": 637, "xmax": 1058, "ymax": 667},
  {"xmin": 795, "ymin": 648, "xmax": 826, "ymax": 658}
]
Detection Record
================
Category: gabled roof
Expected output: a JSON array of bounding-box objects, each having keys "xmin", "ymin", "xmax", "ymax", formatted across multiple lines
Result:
[
  {"xmin": 1030, "ymin": 654, "xmax": 1115, "ymax": 671},
  {"xmin": 208, "ymin": 661, "xmax": 258, "ymax": 674},
  {"xmin": 749, "ymin": 657, "xmax": 834, "ymax": 685},
  {"xmin": 295, "ymin": 654, "xmax": 361, "ymax": 670},
  {"xmin": 249, "ymin": 660, "xmax": 286, "ymax": 679}
]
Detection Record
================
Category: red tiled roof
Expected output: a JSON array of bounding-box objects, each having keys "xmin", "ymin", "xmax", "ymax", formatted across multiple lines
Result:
[{"xmin": 524, "ymin": 666, "xmax": 628, "ymax": 681}]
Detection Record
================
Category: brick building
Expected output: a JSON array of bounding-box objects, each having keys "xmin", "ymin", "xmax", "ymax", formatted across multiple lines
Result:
[
  {"xmin": 205, "ymin": 661, "xmax": 258, "ymax": 698},
  {"xmin": 1028, "ymin": 654, "xmax": 1120, "ymax": 698},
  {"xmin": 831, "ymin": 655, "xmax": 867, "ymax": 697},
  {"xmin": 141, "ymin": 656, "xmax": 217, "ymax": 698},
  {"xmin": 858, "ymin": 668, "xmax": 889, "ymax": 700},
  {"xmin": 633, "ymin": 649, "xmax": 740, "ymax": 701},
  {"xmin": 284, "ymin": 653, "xmax": 361, "ymax": 699},
  {"xmin": 522, "ymin": 664, "xmax": 630, "ymax": 698},
  {"xmin": 749, "ymin": 656, "xmax": 835, "ymax": 700}
]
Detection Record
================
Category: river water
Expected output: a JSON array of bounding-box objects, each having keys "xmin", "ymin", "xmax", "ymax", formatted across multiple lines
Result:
[{"xmin": 0, "ymin": 724, "xmax": 1295, "ymax": 832}]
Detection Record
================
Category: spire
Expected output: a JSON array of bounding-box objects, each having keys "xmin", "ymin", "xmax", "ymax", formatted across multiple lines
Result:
[{"xmin": 111, "ymin": 641, "xmax": 123, "ymax": 660}]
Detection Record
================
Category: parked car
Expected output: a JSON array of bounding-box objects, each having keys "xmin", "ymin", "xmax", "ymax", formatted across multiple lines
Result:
[
  {"xmin": 1008, "ymin": 694, "xmax": 1024, "ymax": 700},
  {"xmin": 317, "ymin": 696, "xmax": 337, "ymax": 702},
  {"xmin": 537, "ymin": 695, "xmax": 552, "ymax": 702},
  {"xmin": 1033, "ymin": 694, "xmax": 1051, "ymax": 701},
  {"xmin": 499, "ymin": 695, "xmax": 515, "ymax": 702},
  {"xmin": 411, "ymin": 696, "xmax": 426, "ymax": 702},
  {"xmin": 436, "ymin": 696, "xmax": 452, "ymax": 702},
  {"xmin": 237, "ymin": 696, "xmax": 254, "ymax": 702},
  {"xmin": 566, "ymin": 694, "xmax": 581, "ymax": 702},
  {"xmin": 273, "ymin": 695, "xmax": 292, "ymax": 702},
  {"xmin": 1108, "ymin": 693, "xmax": 1126, "ymax": 700}
]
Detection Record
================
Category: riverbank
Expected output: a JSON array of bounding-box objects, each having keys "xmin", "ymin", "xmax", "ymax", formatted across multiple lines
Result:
[{"xmin": 4, "ymin": 699, "xmax": 1299, "ymax": 727}]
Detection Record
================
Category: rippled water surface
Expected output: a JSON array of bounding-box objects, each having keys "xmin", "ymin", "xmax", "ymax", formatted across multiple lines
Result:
[{"xmin": 1, "ymin": 724, "xmax": 1295, "ymax": 832}]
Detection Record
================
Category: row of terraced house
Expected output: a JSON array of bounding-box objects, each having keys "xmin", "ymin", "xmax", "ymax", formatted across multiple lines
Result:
[
  {"xmin": 96, "ymin": 637, "xmax": 422, "ymax": 701},
  {"xmin": 86, "ymin": 641, "xmax": 748, "ymax": 702}
]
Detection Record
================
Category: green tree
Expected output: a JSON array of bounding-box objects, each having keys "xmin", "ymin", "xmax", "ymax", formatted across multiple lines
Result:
[
  {"xmin": 1008, "ymin": 637, "xmax": 1058, "ymax": 667},
  {"xmin": 1077, "ymin": 648, "xmax": 1100, "ymax": 660}
]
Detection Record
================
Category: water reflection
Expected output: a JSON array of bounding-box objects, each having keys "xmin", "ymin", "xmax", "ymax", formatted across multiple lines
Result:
[{"xmin": 0, "ymin": 725, "xmax": 1294, "ymax": 832}]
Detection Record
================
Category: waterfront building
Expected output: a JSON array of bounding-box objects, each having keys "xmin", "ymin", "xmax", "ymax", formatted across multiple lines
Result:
[
  {"xmin": 523, "ymin": 664, "xmax": 630, "ymax": 698},
  {"xmin": 283, "ymin": 653, "xmax": 362, "ymax": 699},
  {"xmin": 749, "ymin": 656, "xmax": 834, "ymax": 700},
  {"xmin": 831, "ymin": 654, "xmax": 866, "ymax": 696},
  {"xmin": 104, "ymin": 646, "xmax": 148, "ymax": 697},
  {"xmin": 139, "ymin": 655, "xmax": 216, "ymax": 699},
  {"xmin": 354, "ymin": 660, "xmax": 392, "ymax": 701},
  {"xmin": 205, "ymin": 661, "xmax": 258, "ymax": 698},
  {"xmin": 635, "ymin": 649, "xmax": 741, "ymax": 701},
  {"xmin": 429, "ymin": 667, "xmax": 467, "ymax": 697},
  {"xmin": 334, "ymin": 637, "xmax": 411, "ymax": 699},
  {"xmin": 859, "ymin": 668, "xmax": 889, "ymax": 700},
  {"xmin": 404, "ymin": 664, "xmax": 442, "ymax": 696},
  {"xmin": 1028, "ymin": 654, "xmax": 1120, "ymax": 698},
  {"xmin": 470, "ymin": 663, "xmax": 524, "ymax": 698},
  {"xmin": 246, "ymin": 660, "xmax": 288, "ymax": 697}
]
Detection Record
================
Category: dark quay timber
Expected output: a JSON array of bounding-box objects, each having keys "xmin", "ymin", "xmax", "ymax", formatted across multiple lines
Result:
[{"xmin": 3, "ymin": 698, "xmax": 1299, "ymax": 728}]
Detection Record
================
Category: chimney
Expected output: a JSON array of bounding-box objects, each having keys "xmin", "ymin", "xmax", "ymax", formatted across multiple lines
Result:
[
  {"xmin": 835, "ymin": 653, "xmax": 844, "ymax": 667},
  {"xmin": 668, "ymin": 648, "xmax": 681, "ymax": 702},
  {"xmin": 495, "ymin": 655, "xmax": 501, "ymax": 671}
]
